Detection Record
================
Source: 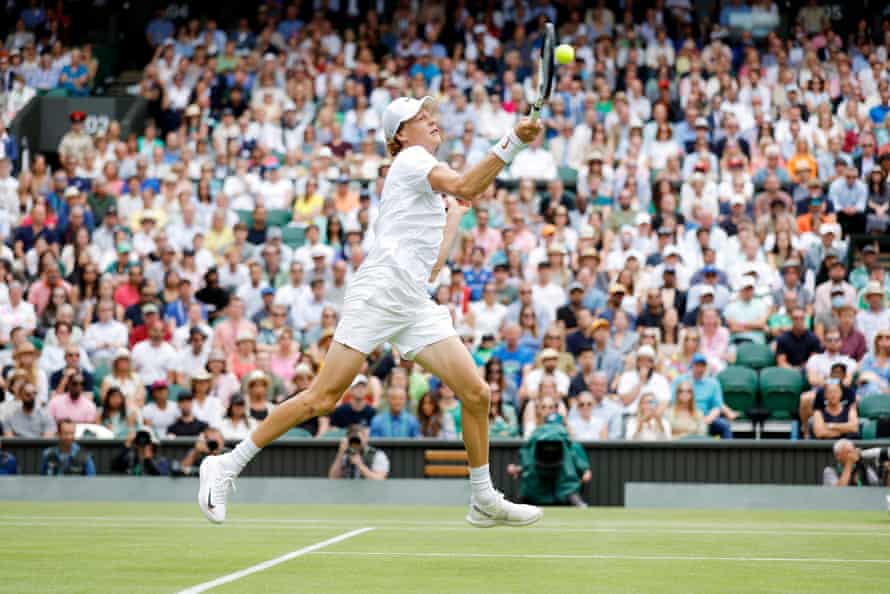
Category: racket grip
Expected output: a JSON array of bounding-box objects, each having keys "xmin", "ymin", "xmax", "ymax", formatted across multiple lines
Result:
[{"xmin": 530, "ymin": 105, "xmax": 542, "ymax": 122}]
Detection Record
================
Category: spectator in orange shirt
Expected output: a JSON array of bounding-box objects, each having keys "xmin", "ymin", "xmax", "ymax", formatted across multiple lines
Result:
[
  {"xmin": 332, "ymin": 175, "xmax": 360, "ymax": 214},
  {"xmin": 796, "ymin": 192, "xmax": 836, "ymax": 234}
]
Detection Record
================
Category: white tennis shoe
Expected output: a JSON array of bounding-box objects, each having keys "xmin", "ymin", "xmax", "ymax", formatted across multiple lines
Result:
[
  {"xmin": 198, "ymin": 455, "xmax": 237, "ymax": 524},
  {"xmin": 466, "ymin": 492, "xmax": 543, "ymax": 528}
]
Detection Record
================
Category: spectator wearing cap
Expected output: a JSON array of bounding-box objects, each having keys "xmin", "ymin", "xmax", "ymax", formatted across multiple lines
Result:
[
  {"xmin": 189, "ymin": 370, "xmax": 223, "ymax": 429},
  {"xmin": 165, "ymin": 391, "xmax": 208, "ymax": 438},
  {"xmin": 671, "ymin": 353, "xmax": 734, "ymax": 439},
  {"xmin": 555, "ymin": 282, "xmax": 588, "ymax": 332},
  {"xmin": 142, "ymin": 381, "xmax": 179, "ymax": 437},
  {"xmin": 804, "ymin": 223, "xmax": 844, "ymax": 275},
  {"xmin": 243, "ymin": 370, "xmax": 276, "ymax": 423},
  {"xmin": 775, "ymin": 306, "xmax": 823, "ymax": 370},
  {"xmin": 813, "ymin": 260, "xmax": 856, "ymax": 324},
  {"xmin": 252, "ymin": 286, "xmax": 278, "ymax": 330},
  {"xmin": 57, "ymin": 110, "xmax": 93, "ymax": 164},
  {"xmin": 130, "ymin": 321, "xmax": 177, "ymax": 391},
  {"xmin": 330, "ymin": 375, "xmax": 377, "ymax": 429},
  {"xmin": 856, "ymin": 281, "xmax": 890, "ymax": 348},
  {"xmin": 850, "ymin": 246, "xmax": 888, "ymax": 291},
  {"xmin": 617, "ymin": 345, "xmax": 672, "ymax": 416},
  {"xmin": 129, "ymin": 302, "xmax": 171, "ymax": 348},
  {"xmin": 520, "ymin": 348, "xmax": 571, "ymax": 401},
  {"xmin": 724, "ymin": 276, "xmax": 770, "ymax": 345},
  {"xmin": 219, "ymin": 394, "xmax": 257, "ymax": 441},
  {"xmin": 829, "ymin": 165, "xmax": 868, "ymax": 235}
]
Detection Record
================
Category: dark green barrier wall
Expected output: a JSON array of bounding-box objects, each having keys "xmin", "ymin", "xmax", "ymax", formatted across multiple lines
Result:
[
  {"xmin": 10, "ymin": 96, "xmax": 147, "ymax": 155},
  {"xmin": 8, "ymin": 438, "xmax": 887, "ymax": 505}
]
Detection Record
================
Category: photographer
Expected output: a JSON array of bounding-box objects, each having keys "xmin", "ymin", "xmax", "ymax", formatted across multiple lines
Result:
[
  {"xmin": 180, "ymin": 427, "xmax": 229, "ymax": 474},
  {"xmin": 823, "ymin": 439, "xmax": 890, "ymax": 487},
  {"xmin": 111, "ymin": 427, "xmax": 170, "ymax": 476},
  {"xmin": 328, "ymin": 425, "xmax": 389, "ymax": 480}
]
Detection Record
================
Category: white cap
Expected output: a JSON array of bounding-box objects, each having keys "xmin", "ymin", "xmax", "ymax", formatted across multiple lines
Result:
[
  {"xmin": 635, "ymin": 213, "xmax": 651, "ymax": 226},
  {"xmin": 383, "ymin": 96, "xmax": 435, "ymax": 142},
  {"xmin": 350, "ymin": 374, "xmax": 368, "ymax": 388},
  {"xmin": 730, "ymin": 194, "xmax": 746, "ymax": 206},
  {"xmin": 637, "ymin": 345, "xmax": 656, "ymax": 359},
  {"xmin": 664, "ymin": 245, "xmax": 682, "ymax": 259}
]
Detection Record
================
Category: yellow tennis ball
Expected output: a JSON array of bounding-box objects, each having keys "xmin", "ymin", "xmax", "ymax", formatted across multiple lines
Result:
[{"xmin": 555, "ymin": 44, "xmax": 574, "ymax": 65}]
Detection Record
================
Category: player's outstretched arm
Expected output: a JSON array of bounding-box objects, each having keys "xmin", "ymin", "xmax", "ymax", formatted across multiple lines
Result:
[{"xmin": 428, "ymin": 118, "xmax": 542, "ymax": 203}]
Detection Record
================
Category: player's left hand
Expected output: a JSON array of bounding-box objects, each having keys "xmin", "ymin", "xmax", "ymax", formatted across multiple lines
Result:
[{"xmin": 514, "ymin": 118, "xmax": 543, "ymax": 144}]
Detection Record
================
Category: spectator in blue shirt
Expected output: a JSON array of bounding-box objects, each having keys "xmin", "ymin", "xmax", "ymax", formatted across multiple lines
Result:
[
  {"xmin": 829, "ymin": 165, "xmax": 867, "ymax": 235},
  {"xmin": 40, "ymin": 420, "xmax": 96, "ymax": 476},
  {"xmin": 0, "ymin": 438, "xmax": 17, "ymax": 474},
  {"xmin": 463, "ymin": 247, "xmax": 493, "ymax": 301},
  {"xmin": 145, "ymin": 9, "xmax": 175, "ymax": 48},
  {"xmin": 370, "ymin": 386, "xmax": 420, "ymax": 438},
  {"xmin": 408, "ymin": 50, "xmax": 441, "ymax": 87},
  {"xmin": 671, "ymin": 353, "xmax": 734, "ymax": 439},
  {"xmin": 59, "ymin": 49, "xmax": 90, "ymax": 96},
  {"xmin": 868, "ymin": 82, "xmax": 890, "ymax": 125},
  {"xmin": 277, "ymin": 5, "xmax": 304, "ymax": 41},
  {"xmin": 492, "ymin": 324, "xmax": 536, "ymax": 397}
]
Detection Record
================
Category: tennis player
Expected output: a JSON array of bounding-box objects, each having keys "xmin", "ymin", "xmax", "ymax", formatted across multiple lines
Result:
[{"xmin": 198, "ymin": 95, "xmax": 543, "ymax": 527}]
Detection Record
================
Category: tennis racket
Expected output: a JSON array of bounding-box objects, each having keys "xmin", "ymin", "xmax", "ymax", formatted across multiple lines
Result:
[{"xmin": 530, "ymin": 22, "xmax": 555, "ymax": 122}]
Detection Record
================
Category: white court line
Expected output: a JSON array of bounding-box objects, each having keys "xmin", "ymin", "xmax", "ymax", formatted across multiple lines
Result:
[
  {"xmin": 2, "ymin": 514, "xmax": 888, "ymax": 533},
  {"xmin": 175, "ymin": 527, "xmax": 373, "ymax": 594},
  {"xmin": 2, "ymin": 518, "xmax": 889, "ymax": 538},
  {"xmin": 312, "ymin": 550, "xmax": 890, "ymax": 565}
]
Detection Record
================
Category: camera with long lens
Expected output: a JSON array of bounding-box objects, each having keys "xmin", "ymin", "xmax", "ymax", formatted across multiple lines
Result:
[
  {"xmin": 133, "ymin": 429, "xmax": 152, "ymax": 447},
  {"xmin": 206, "ymin": 439, "xmax": 220, "ymax": 453},
  {"xmin": 346, "ymin": 435, "xmax": 361, "ymax": 457}
]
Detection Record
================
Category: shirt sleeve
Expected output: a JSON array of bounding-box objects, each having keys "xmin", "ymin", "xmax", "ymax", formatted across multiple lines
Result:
[
  {"xmin": 397, "ymin": 146, "xmax": 440, "ymax": 188},
  {"xmin": 371, "ymin": 450, "xmax": 390, "ymax": 475}
]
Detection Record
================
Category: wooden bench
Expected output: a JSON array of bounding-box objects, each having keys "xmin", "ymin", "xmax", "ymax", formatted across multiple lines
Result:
[{"xmin": 423, "ymin": 449, "xmax": 469, "ymax": 478}]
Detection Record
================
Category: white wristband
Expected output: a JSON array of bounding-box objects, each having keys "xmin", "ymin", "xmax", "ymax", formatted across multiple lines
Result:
[{"xmin": 491, "ymin": 130, "xmax": 525, "ymax": 164}]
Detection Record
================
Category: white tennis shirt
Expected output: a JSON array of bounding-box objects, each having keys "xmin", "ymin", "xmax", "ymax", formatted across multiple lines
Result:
[{"xmin": 360, "ymin": 145, "xmax": 445, "ymax": 286}]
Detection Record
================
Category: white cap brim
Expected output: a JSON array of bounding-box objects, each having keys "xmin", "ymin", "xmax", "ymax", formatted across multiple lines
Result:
[{"xmin": 383, "ymin": 96, "xmax": 436, "ymax": 142}]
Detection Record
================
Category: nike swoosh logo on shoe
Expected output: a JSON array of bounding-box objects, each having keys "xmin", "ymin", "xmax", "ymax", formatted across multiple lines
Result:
[
  {"xmin": 472, "ymin": 504, "xmax": 493, "ymax": 519},
  {"xmin": 207, "ymin": 491, "xmax": 214, "ymax": 510}
]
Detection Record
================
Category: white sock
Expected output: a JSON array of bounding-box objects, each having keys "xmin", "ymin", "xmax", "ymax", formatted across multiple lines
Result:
[
  {"xmin": 469, "ymin": 464, "xmax": 497, "ymax": 505},
  {"xmin": 226, "ymin": 437, "xmax": 261, "ymax": 474}
]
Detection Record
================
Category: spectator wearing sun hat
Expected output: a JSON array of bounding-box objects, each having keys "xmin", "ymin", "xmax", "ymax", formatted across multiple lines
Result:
[{"xmin": 856, "ymin": 281, "xmax": 890, "ymax": 348}]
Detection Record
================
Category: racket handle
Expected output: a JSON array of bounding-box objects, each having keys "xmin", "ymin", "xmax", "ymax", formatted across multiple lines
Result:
[{"xmin": 530, "ymin": 104, "xmax": 542, "ymax": 122}]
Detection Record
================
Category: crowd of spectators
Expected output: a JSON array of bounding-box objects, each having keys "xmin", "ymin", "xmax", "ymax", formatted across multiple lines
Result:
[{"xmin": 1, "ymin": 1, "xmax": 890, "ymax": 465}]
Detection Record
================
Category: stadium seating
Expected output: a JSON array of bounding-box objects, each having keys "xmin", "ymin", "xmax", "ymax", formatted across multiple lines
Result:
[
  {"xmin": 281, "ymin": 226, "xmax": 306, "ymax": 249},
  {"xmin": 717, "ymin": 366, "xmax": 758, "ymax": 418},
  {"xmin": 858, "ymin": 393, "xmax": 890, "ymax": 420},
  {"xmin": 734, "ymin": 343, "xmax": 775, "ymax": 371},
  {"xmin": 758, "ymin": 367, "xmax": 804, "ymax": 420},
  {"xmin": 283, "ymin": 427, "xmax": 313, "ymax": 439}
]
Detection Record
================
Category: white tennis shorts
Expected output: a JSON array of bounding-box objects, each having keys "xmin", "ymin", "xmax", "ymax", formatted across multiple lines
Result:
[{"xmin": 333, "ymin": 266, "xmax": 456, "ymax": 359}]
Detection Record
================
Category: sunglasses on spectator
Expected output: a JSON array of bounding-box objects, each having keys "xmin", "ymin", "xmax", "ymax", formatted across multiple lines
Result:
[{"xmin": 579, "ymin": 401, "xmax": 594, "ymax": 408}]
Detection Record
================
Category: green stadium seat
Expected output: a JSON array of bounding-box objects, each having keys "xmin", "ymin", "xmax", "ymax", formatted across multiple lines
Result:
[
  {"xmin": 283, "ymin": 427, "xmax": 313, "ymax": 439},
  {"xmin": 861, "ymin": 419, "xmax": 877, "ymax": 440},
  {"xmin": 758, "ymin": 367, "xmax": 804, "ymax": 420},
  {"xmin": 281, "ymin": 226, "xmax": 306, "ymax": 249},
  {"xmin": 735, "ymin": 343, "xmax": 775, "ymax": 371},
  {"xmin": 45, "ymin": 87, "xmax": 68, "ymax": 97},
  {"xmin": 858, "ymin": 393, "xmax": 890, "ymax": 420},
  {"xmin": 558, "ymin": 166, "xmax": 578, "ymax": 185},
  {"xmin": 266, "ymin": 209, "xmax": 292, "ymax": 227},
  {"xmin": 717, "ymin": 366, "xmax": 758, "ymax": 417},
  {"xmin": 236, "ymin": 209, "xmax": 253, "ymax": 226},
  {"xmin": 322, "ymin": 427, "xmax": 347, "ymax": 439}
]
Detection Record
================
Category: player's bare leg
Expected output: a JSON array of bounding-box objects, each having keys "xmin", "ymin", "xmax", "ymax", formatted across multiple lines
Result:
[
  {"xmin": 198, "ymin": 342, "xmax": 366, "ymax": 523},
  {"xmin": 414, "ymin": 336, "xmax": 543, "ymax": 527}
]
